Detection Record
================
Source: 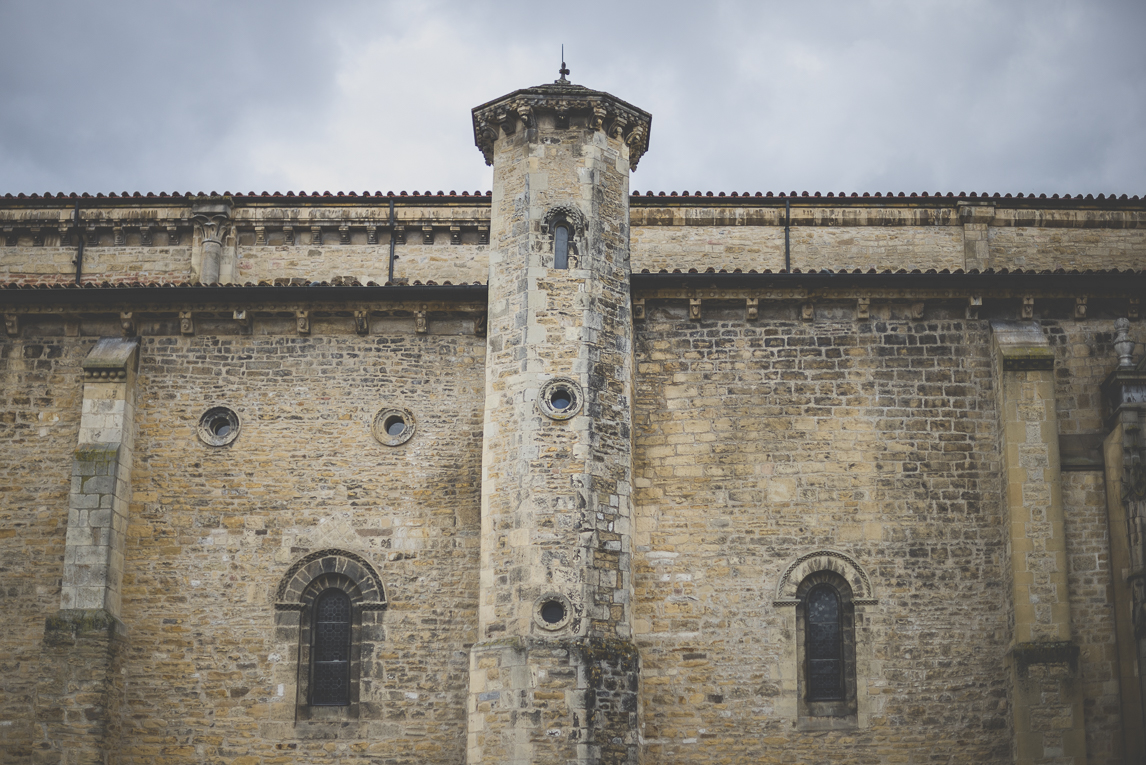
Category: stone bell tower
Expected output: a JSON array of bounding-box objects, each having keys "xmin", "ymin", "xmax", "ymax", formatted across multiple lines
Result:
[{"xmin": 467, "ymin": 69, "xmax": 651, "ymax": 764}]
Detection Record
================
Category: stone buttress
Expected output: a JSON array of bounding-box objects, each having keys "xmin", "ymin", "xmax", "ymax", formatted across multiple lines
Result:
[{"xmin": 466, "ymin": 75, "xmax": 650, "ymax": 765}]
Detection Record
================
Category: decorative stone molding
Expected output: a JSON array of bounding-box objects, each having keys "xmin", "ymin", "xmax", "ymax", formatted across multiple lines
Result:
[
  {"xmin": 273, "ymin": 548, "xmax": 387, "ymax": 610},
  {"xmin": 774, "ymin": 550, "xmax": 877, "ymax": 607},
  {"xmin": 5, "ymin": 314, "xmax": 17, "ymax": 337},
  {"xmin": 472, "ymin": 81, "xmax": 652, "ymax": 170},
  {"xmin": 197, "ymin": 406, "xmax": 240, "ymax": 447},
  {"xmin": 992, "ymin": 321, "xmax": 1054, "ymax": 372},
  {"xmin": 119, "ymin": 312, "xmax": 135, "ymax": 337},
  {"xmin": 533, "ymin": 593, "xmax": 575, "ymax": 632},
  {"xmin": 855, "ymin": 297, "xmax": 869, "ymax": 320},
  {"xmin": 537, "ymin": 377, "xmax": 583, "ymax": 421},
  {"xmin": 372, "ymin": 406, "xmax": 416, "ymax": 447}
]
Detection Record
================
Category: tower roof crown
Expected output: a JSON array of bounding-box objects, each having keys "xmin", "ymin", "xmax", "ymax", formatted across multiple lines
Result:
[{"xmin": 472, "ymin": 81, "xmax": 652, "ymax": 170}]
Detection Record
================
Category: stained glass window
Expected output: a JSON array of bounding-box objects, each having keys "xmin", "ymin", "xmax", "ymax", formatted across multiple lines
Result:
[
  {"xmin": 311, "ymin": 589, "xmax": 351, "ymax": 706},
  {"xmin": 806, "ymin": 584, "xmax": 844, "ymax": 701}
]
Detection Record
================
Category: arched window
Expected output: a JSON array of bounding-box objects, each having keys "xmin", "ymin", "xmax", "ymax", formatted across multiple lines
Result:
[
  {"xmin": 805, "ymin": 584, "xmax": 844, "ymax": 701},
  {"xmin": 554, "ymin": 224, "xmax": 571, "ymax": 269},
  {"xmin": 273, "ymin": 549, "xmax": 387, "ymax": 721},
  {"xmin": 795, "ymin": 571, "xmax": 857, "ymax": 723},
  {"xmin": 311, "ymin": 588, "xmax": 352, "ymax": 706}
]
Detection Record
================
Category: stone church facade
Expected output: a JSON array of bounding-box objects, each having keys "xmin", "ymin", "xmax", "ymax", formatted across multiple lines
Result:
[{"xmin": 2, "ymin": 75, "xmax": 1146, "ymax": 765}]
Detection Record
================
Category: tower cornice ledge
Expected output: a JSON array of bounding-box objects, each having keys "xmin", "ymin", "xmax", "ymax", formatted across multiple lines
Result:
[{"xmin": 472, "ymin": 81, "xmax": 651, "ymax": 170}]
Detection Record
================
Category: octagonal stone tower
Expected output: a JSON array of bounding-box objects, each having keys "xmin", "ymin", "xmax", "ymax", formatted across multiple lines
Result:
[{"xmin": 467, "ymin": 74, "xmax": 651, "ymax": 765}]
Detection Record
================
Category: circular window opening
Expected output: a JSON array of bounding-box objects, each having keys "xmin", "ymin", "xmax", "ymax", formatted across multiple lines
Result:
[
  {"xmin": 533, "ymin": 593, "xmax": 574, "ymax": 632},
  {"xmin": 197, "ymin": 406, "xmax": 240, "ymax": 447},
  {"xmin": 538, "ymin": 377, "xmax": 582, "ymax": 420},
  {"xmin": 384, "ymin": 414, "xmax": 407, "ymax": 437},
  {"xmin": 372, "ymin": 407, "xmax": 416, "ymax": 446},
  {"xmin": 540, "ymin": 599, "xmax": 566, "ymax": 625},
  {"xmin": 549, "ymin": 388, "xmax": 572, "ymax": 412}
]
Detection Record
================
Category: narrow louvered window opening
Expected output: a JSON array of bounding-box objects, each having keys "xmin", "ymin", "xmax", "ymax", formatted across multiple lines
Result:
[
  {"xmin": 311, "ymin": 589, "xmax": 352, "ymax": 706},
  {"xmin": 806, "ymin": 585, "xmax": 844, "ymax": 701}
]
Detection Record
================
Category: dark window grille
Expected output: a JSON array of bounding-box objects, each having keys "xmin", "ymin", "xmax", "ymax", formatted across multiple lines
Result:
[
  {"xmin": 311, "ymin": 589, "xmax": 351, "ymax": 706},
  {"xmin": 554, "ymin": 224, "xmax": 570, "ymax": 269},
  {"xmin": 806, "ymin": 584, "xmax": 844, "ymax": 701}
]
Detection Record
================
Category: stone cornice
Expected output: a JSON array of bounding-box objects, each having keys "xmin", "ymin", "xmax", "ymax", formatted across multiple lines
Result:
[{"xmin": 472, "ymin": 82, "xmax": 652, "ymax": 170}]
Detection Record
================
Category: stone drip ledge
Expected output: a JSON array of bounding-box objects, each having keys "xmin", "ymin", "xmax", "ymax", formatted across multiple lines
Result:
[
  {"xmin": 43, "ymin": 608, "xmax": 128, "ymax": 644},
  {"xmin": 1010, "ymin": 641, "xmax": 1080, "ymax": 678}
]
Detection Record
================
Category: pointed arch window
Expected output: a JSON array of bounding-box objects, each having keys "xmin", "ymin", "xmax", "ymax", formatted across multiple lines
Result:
[{"xmin": 311, "ymin": 589, "xmax": 352, "ymax": 706}]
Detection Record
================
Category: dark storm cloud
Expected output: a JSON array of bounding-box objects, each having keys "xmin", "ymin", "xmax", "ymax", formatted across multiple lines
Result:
[{"xmin": 1, "ymin": 0, "xmax": 1143, "ymax": 196}]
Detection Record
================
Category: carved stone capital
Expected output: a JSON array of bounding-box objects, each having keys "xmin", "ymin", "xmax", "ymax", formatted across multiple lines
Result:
[{"xmin": 191, "ymin": 198, "xmax": 233, "ymax": 245}]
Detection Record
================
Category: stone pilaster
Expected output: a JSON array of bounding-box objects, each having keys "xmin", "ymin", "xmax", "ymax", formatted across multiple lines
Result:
[
  {"xmin": 959, "ymin": 201, "xmax": 994, "ymax": 271},
  {"xmin": 991, "ymin": 321, "xmax": 1087, "ymax": 765},
  {"xmin": 468, "ymin": 78, "xmax": 650, "ymax": 765},
  {"xmin": 1100, "ymin": 319, "xmax": 1146, "ymax": 763},
  {"xmin": 34, "ymin": 337, "xmax": 138, "ymax": 765}
]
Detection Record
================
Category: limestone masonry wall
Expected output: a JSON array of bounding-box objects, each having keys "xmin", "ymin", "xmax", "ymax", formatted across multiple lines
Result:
[
  {"xmin": 0, "ymin": 335, "xmax": 87, "ymax": 764},
  {"xmin": 631, "ymin": 305, "xmax": 1010, "ymax": 762}
]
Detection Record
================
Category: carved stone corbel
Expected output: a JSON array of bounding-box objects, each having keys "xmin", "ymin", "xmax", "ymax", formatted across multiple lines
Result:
[
  {"xmin": 911, "ymin": 302, "xmax": 925, "ymax": 320},
  {"xmin": 689, "ymin": 298, "xmax": 702, "ymax": 321},
  {"xmin": 254, "ymin": 226, "xmax": 267, "ymax": 246},
  {"xmin": 339, "ymin": 225, "xmax": 350, "ymax": 245},
  {"xmin": 139, "ymin": 225, "xmax": 153, "ymax": 247},
  {"xmin": 394, "ymin": 226, "xmax": 406, "ymax": 246},
  {"xmin": 478, "ymin": 226, "xmax": 489, "ymax": 245},
  {"xmin": 746, "ymin": 298, "xmax": 759, "ymax": 321},
  {"xmin": 282, "ymin": 225, "xmax": 294, "ymax": 245},
  {"xmin": 801, "ymin": 302, "xmax": 815, "ymax": 322},
  {"xmin": 856, "ymin": 297, "xmax": 870, "ymax": 320},
  {"xmin": 233, "ymin": 310, "xmax": 251, "ymax": 332},
  {"xmin": 3, "ymin": 227, "xmax": 15, "ymax": 246},
  {"xmin": 474, "ymin": 314, "xmax": 487, "ymax": 337},
  {"xmin": 1131, "ymin": 298, "xmax": 1140, "ymax": 321},
  {"xmin": 166, "ymin": 225, "xmax": 180, "ymax": 246},
  {"xmin": 422, "ymin": 226, "xmax": 434, "ymax": 245},
  {"xmin": 120, "ymin": 312, "xmax": 135, "ymax": 337},
  {"xmin": 112, "ymin": 226, "xmax": 124, "ymax": 246},
  {"xmin": 367, "ymin": 226, "xmax": 378, "ymax": 245},
  {"xmin": 968, "ymin": 295, "xmax": 983, "ymax": 320},
  {"xmin": 58, "ymin": 225, "xmax": 70, "ymax": 247},
  {"xmin": 1022, "ymin": 296, "xmax": 1034, "ymax": 319},
  {"xmin": 86, "ymin": 226, "xmax": 99, "ymax": 246},
  {"xmin": 295, "ymin": 311, "xmax": 309, "ymax": 335},
  {"xmin": 354, "ymin": 310, "xmax": 369, "ymax": 336},
  {"xmin": 5, "ymin": 314, "xmax": 18, "ymax": 337},
  {"xmin": 179, "ymin": 311, "xmax": 194, "ymax": 336},
  {"xmin": 1075, "ymin": 297, "xmax": 1088, "ymax": 319},
  {"xmin": 633, "ymin": 299, "xmax": 646, "ymax": 321},
  {"xmin": 450, "ymin": 226, "xmax": 461, "ymax": 245},
  {"xmin": 310, "ymin": 226, "xmax": 322, "ymax": 247},
  {"xmin": 415, "ymin": 308, "xmax": 428, "ymax": 334},
  {"xmin": 31, "ymin": 227, "xmax": 43, "ymax": 247}
]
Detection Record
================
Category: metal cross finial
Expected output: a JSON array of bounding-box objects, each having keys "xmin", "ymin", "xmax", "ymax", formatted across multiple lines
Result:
[{"xmin": 558, "ymin": 44, "xmax": 570, "ymax": 83}]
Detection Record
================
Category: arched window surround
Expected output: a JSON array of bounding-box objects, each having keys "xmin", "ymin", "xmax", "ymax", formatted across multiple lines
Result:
[
  {"xmin": 541, "ymin": 205, "xmax": 585, "ymax": 270},
  {"xmin": 773, "ymin": 549, "xmax": 877, "ymax": 731},
  {"xmin": 273, "ymin": 549, "xmax": 387, "ymax": 721}
]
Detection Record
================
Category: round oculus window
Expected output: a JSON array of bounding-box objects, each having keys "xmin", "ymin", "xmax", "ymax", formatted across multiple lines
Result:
[
  {"xmin": 533, "ymin": 593, "xmax": 574, "ymax": 632},
  {"xmin": 372, "ymin": 407, "xmax": 416, "ymax": 446},
  {"xmin": 537, "ymin": 377, "xmax": 583, "ymax": 420},
  {"xmin": 197, "ymin": 406, "xmax": 241, "ymax": 447}
]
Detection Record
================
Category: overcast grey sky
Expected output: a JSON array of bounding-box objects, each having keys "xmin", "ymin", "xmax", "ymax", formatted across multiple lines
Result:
[{"xmin": 1, "ymin": 0, "xmax": 1143, "ymax": 197}]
